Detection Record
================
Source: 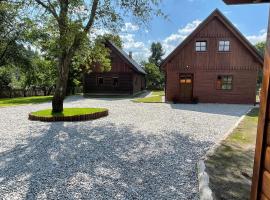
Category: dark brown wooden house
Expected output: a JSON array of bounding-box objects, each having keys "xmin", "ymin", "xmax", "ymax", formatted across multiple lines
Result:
[
  {"xmin": 83, "ymin": 40, "xmax": 146, "ymax": 95},
  {"xmin": 162, "ymin": 9, "xmax": 263, "ymax": 104}
]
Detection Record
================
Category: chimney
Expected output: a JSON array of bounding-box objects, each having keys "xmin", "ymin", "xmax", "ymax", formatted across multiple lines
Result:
[{"xmin": 129, "ymin": 51, "xmax": 132, "ymax": 59}]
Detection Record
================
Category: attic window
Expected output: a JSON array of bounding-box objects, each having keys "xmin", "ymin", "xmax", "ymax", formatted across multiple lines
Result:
[
  {"xmin": 219, "ymin": 40, "xmax": 230, "ymax": 51},
  {"xmin": 195, "ymin": 41, "xmax": 207, "ymax": 52}
]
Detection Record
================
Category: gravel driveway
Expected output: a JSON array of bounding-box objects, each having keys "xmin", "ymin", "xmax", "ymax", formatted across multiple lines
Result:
[{"xmin": 0, "ymin": 96, "xmax": 251, "ymax": 200}]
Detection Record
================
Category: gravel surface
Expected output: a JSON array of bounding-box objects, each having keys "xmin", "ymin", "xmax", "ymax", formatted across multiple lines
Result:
[{"xmin": 0, "ymin": 96, "xmax": 251, "ymax": 200}]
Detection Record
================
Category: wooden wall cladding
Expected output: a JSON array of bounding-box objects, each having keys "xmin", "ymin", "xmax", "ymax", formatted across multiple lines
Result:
[
  {"xmin": 262, "ymin": 171, "xmax": 270, "ymax": 199},
  {"xmin": 261, "ymin": 193, "xmax": 270, "ymax": 200},
  {"xmin": 265, "ymin": 147, "xmax": 270, "ymax": 172}
]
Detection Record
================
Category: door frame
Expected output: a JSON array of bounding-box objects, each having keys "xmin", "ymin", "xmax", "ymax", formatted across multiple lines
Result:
[{"xmin": 179, "ymin": 73, "xmax": 194, "ymax": 103}]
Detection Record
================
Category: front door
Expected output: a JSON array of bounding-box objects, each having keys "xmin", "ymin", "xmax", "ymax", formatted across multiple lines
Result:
[{"xmin": 179, "ymin": 74, "xmax": 193, "ymax": 102}]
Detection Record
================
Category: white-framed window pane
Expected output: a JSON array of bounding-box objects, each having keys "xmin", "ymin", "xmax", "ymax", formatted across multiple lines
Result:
[
  {"xmin": 196, "ymin": 42, "xmax": 200, "ymax": 47},
  {"xmin": 225, "ymin": 41, "xmax": 230, "ymax": 45},
  {"xmin": 201, "ymin": 46, "xmax": 206, "ymax": 51},
  {"xmin": 196, "ymin": 46, "xmax": 201, "ymax": 51},
  {"xmin": 201, "ymin": 42, "xmax": 206, "ymax": 47},
  {"xmin": 224, "ymin": 46, "xmax": 230, "ymax": 51},
  {"xmin": 219, "ymin": 41, "xmax": 225, "ymax": 45},
  {"xmin": 219, "ymin": 46, "xmax": 224, "ymax": 51}
]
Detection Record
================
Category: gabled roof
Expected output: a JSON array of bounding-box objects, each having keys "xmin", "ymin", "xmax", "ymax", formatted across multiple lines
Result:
[
  {"xmin": 106, "ymin": 40, "xmax": 146, "ymax": 75},
  {"xmin": 161, "ymin": 9, "xmax": 264, "ymax": 67}
]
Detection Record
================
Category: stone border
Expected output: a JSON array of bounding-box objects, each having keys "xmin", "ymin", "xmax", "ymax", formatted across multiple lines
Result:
[
  {"xmin": 28, "ymin": 110, "xmax": 108, "ymax": 122},
  {"xmin": 197, "ymin": 160, "xmax": 214, "ymax": 200}
]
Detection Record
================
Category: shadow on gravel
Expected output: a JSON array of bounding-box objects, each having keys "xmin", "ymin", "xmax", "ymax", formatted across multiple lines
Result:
[
  {"xmin": 170, "ymin": 103, "xmax": 251, "ymax": 117},
  {"xmin": 0, "ymin": 122, "xmax": 213, "ymax": 199}
]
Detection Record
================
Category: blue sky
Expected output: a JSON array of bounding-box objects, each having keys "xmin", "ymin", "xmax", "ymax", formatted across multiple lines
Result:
[{"xmin": 118, "ymin": 0, "xmax": 269, "ymax": 62}]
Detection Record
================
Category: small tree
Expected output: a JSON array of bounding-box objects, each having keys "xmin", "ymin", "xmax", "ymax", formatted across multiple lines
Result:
[
  {"xmin": 15, "ymin": 0, "xmax": 164, "ymax": 112},
  {"xmin": 149, "ymin": 42, "xmax": 165, "ymax": 71},
  {"xmin": 255, "ymin": 41, "xmax": 266, "ymax": 85},
  {"xmin": 143, "ymin": 62, "xmax": 164, "ymax": 89}
]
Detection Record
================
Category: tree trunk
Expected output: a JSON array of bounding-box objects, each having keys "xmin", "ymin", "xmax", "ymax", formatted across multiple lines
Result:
[{"xmin": 52, "ymin": 56, "xmax": 71, "ymax": 113}]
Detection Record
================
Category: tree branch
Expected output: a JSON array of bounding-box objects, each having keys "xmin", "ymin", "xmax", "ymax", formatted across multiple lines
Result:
[
  {"xmin": 84, "ymin": 0, "xmax": 99, "ymax": 32},
  {"xmin": 34, "ymin": 0, "xmax": 59, "ymax": 21}
]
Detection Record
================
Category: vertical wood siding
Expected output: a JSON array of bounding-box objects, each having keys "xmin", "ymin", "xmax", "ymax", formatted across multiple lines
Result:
[{"xmin": 165, "ymin": 16, "xmax": 261, "ymax": 104}]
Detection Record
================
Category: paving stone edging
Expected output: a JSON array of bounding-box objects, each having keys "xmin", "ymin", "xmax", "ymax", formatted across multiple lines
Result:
[{"xmin": 28, "ymin": 110, "xmax": 108, "ymax": 122}]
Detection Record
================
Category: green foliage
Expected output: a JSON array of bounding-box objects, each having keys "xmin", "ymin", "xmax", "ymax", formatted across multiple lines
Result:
[
  {"xmin": 255, "ymin": 42, "xmax": 266, "ymax": 85},
  {"xmin": 30, "ymin": 108, "xmax": 107, "ymax": 117},
  {"xmin": 143, "ymin": 62, "xmax": 164, "ymax": 90},
  {"xmin": 149, "ymin": 42, "xmax": 165, "ymax": 69},
  {"xmin": 255, "ymin": 41, "xmax": 266, "ymax": 56}
]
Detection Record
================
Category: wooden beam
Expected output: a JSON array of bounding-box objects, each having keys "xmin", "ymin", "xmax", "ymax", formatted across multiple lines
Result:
[
  {"xmin": 251, "ymin": 7, "xmax": 270, "ymax": 200},
  {"xmin": 223, "ymin": 0, "xmax": 269, "ymax": 4}
]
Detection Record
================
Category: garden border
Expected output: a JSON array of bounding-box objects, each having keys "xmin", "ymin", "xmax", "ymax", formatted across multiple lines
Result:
[{"xmin": 28, "ymin": 109, "xmax": 108, "ymax": 122}]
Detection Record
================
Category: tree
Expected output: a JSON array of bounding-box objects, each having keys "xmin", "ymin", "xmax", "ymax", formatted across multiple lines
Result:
[
  {"xmin": 149, "ymin": 42, "xmax": 165, "ymax": 70},
  {"xmin": 255, "ymin": 41, "xmax": 266, "ymax": 85},
  {"xmin": 255, "ymin": 41, "xmax": 266, "ymax": 56},
  {"xmin": 15, "ymin": 0, "xmax": 164, "ymax": 112},
  {"xmin": 143, "ymin": 62, "xmax": 164, "ymax": 89}
]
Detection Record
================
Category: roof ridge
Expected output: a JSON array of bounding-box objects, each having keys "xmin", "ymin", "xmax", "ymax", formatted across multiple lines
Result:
[{"xmin": 161, "ymin": 9, "xmax": 263, "ymax": 67}]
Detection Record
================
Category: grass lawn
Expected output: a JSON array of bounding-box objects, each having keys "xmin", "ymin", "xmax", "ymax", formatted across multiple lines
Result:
[
  {"xmin": 0, "ymin": 96, "xmax": 53, "ymax": 107},
  {"xmin": 151, "ymin": 90, "xmax": 165, "ymax": 96},
  {"xmin": 30, "ymin": 108, "xmax": 107, "ymax": 117},
  {"xmin": 205, "ymin": 108, "xmax": 259, "ymax": 200},
  {"xmin": 132, "ymin": 90, "xmax": 164, "ymax": 103},
  {"xmin": 132, "ymin": 95, "xmax": 163, "ymax": 103}
]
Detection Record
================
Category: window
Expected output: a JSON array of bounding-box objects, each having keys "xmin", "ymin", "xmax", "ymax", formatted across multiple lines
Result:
[
  {"xmin": 195, "ymin": 41, "xmax": 207, "ymax": 52},
  {"xmin": 97, "ymin": 77, "xmax": 103, "ymax": 85},
  {"xmin": 218, "ymin": 40, "xmax": 230, "ymax": 51},
  {"xmin": 217, "ymin": 75, "xmax": 233, "ymax": 90},
  {"xmin": 112, "ymin": 77, "xmax": 119, "ymax": 87}
]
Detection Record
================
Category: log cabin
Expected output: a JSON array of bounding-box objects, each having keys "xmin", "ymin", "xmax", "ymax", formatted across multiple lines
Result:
[
  {"xmin": 83, "ymin": 40, "xmax": 146, "ymax": 95},
  {"xmin": 161, "ymin": 9, "xmax": 264, "ymax": 104}
]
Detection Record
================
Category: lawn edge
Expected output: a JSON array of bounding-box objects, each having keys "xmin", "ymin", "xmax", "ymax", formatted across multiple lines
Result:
[{"xmin": 29, "ymin": 109, "xmax": 108, "ymax": 122}]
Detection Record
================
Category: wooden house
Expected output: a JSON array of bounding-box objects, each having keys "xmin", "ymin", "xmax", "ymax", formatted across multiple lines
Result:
[
  {"xmin": 161, "ymin": 9, "xmax": 263, "ymax": 104},
  {"xmin": 83, "ymin": 40, "xmax": 146, "ymax": 95}
]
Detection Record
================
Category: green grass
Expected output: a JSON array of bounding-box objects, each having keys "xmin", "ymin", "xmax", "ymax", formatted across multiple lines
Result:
[
  {"xmin": 151, "ymin": 90, "xmax": 165, "ymax": 96},
  {"xmin": 205, "ymin": 108, "xmax": 259, "ymax": 200},
  {"xmin": 132, "ymin": 95, "xmax": 163, "ymax": 103},
  {"xmin": 228, "ymin": 108, "xmax": 259, "ymax": 144},
  {"xmin": 30, "ymin": 108, "xmax": 107, "ymax": 117},
  {"xmin": 0, "ymin": 96, "xmax": 53, "ymax": 107}
]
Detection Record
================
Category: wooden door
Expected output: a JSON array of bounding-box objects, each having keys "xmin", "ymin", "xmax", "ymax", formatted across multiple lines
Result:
[{"xmin": 179, "ymin": 74, "xmax": 193, "ymax": 102}]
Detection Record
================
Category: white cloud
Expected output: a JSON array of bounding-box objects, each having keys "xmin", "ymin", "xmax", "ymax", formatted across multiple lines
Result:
[
  {"xmin": 162, "ymin": 19, "xmax": 202, "ymax": 56},
  {"xmin": 120, "ymin": 33, "xmax": 150, "ymax": 63},
  {"xmin": 246, "ymin": 29, "xmax": 267, "ymax": 44},
  {"xmin": 121, "ymin": 22, "xmax": 139, "ymax": 32}
]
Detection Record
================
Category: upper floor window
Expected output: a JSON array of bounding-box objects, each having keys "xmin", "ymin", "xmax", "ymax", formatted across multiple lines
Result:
[
  {"xmin": 216, "ymin": 75, "xmax": 233, "ymax": 90},
  {"xmin": 218, "ymin": 40, "xmax": 230, "ymax": 52},
  {"xmin": 195, "ymin": 41, "xmax": 207, "ymax": 52}
]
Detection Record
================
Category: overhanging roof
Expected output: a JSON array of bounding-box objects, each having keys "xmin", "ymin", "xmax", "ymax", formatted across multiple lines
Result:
[
  {"xmin": 161, "ymin": 9, "xmax": 264, "ymax": 67},
  {"xmin": 106, "ymin": 40, "xmax": 146, "ymax": 75}
]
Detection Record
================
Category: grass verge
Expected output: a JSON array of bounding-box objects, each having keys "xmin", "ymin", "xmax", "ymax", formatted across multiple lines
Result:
[
  {"xmin": 0, "ymin": 96, "xmax": 53, "ymax": 107},
  {"xmin": 132, "ymin": 90, "xmax": 164, "ymax": 103},
  {"xmin": 132, "ymin": 95, "xmax": 163, "ymax": 103},
  {"xmin": 30, "ymin": 108, "xmax": 107, "ymax": 118},
  {"xmin": 205, "ymin": 108, "xmax": 259, "ymax": 200}
]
